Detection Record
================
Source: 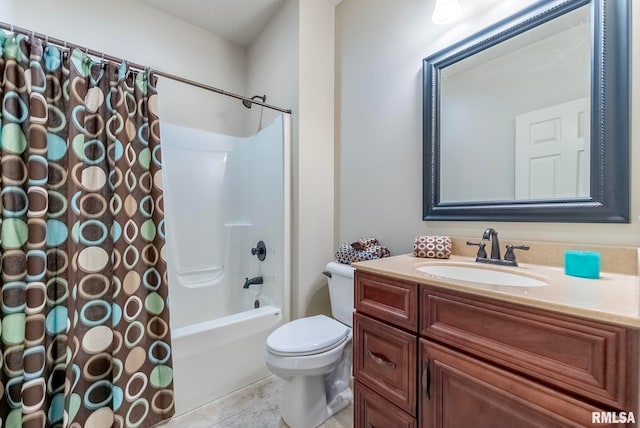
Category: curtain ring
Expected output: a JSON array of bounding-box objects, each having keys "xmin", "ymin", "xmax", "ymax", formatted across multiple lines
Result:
[
  {"xmin": 44, "ymin": 35, "xmax": 49, "ymax": 45},
  {"xmin": 10, "ymin": 24, "xmax": 14, "ymax": 33}
]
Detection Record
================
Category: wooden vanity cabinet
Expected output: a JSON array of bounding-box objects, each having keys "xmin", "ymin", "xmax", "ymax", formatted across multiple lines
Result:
[
  {"xmin": 353, "ymin": 271, "xmax": 419, "ymax": 426},
  {"xmin": 353, "ymin": 270, "xmax": 640, "ymax": 427}
]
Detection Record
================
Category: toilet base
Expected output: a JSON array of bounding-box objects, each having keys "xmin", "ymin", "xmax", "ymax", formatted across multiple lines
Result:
[
  {"xmin": 280, "ymin": 374, "xmax": 352, "ymax": 428},
  {"xmin": 267, "ymin": 325, "xmax": 353, "ymax": 427}
]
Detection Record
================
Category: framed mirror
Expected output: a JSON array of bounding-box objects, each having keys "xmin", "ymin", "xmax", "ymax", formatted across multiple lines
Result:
[{"xmin": 423, "ymin": 0, "xmax": 630, "ymax": 222}]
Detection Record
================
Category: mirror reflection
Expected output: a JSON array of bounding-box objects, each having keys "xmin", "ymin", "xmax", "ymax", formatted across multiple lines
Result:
[{"xmin": 439, "ymin": 5, "xmax": 591, "ymax": 203}]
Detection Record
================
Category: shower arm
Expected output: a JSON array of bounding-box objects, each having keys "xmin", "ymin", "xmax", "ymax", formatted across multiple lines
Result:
[{"xmin": 243, "ymin": 95, "xmax": 267, "ymax": 109}]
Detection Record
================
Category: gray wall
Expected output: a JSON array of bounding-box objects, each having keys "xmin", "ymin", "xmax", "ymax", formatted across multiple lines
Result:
[{"xmin": 336, "ymin": 0, "xmax": 640, "ymax": 253}]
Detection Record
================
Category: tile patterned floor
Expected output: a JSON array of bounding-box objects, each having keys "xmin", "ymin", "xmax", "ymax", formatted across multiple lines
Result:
[{"xmin": 157, "ymin": 375, "xmax": 354, "ymax": 428}]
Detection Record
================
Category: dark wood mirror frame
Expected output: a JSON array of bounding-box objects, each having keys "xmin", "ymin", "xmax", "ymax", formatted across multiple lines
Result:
[{"xmin": 423, "ymin": 0, "xmax": 630, "ymax": 223}]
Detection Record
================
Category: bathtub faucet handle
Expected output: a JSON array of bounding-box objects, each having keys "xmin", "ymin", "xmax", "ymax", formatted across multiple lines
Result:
[{"xmin": 251, "ymin": 241, "xmax": 267, "ymax": 261}]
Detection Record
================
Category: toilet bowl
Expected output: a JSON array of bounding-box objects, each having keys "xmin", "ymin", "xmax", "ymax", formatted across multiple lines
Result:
[{"xmin": 265, "ymin": 261, "xmax": 355, "ymax": 428}]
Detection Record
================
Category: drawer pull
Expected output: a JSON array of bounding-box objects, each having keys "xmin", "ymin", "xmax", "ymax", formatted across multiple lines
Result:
[
  {"xmin": 422, "ymin": 358, "xmax": 431, "ymax": 400},
  {"xmin": 367, "ymin": 349, "xmax": 397, "ymax": 369}
]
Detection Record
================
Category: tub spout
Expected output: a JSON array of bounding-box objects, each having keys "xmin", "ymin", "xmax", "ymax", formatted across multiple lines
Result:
[{"xmin": 243, "ymin": 276, "xmax": 263, "ymax": 289}]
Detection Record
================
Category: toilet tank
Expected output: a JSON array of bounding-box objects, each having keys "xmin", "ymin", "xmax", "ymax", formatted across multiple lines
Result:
[{"xmin": 325, "ymin": 261, "xmax": 355, "ymax": 327}]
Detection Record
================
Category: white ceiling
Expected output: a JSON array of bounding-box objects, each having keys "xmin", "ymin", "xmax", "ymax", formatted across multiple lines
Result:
[{"xmin": 136, "ymin": 0, "xmax": 286, "ymax": 47}]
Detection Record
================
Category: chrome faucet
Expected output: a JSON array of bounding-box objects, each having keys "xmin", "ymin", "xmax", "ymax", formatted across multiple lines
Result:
[
  {"xmin": 482, "ymin": 228, "xmax": 501, "ymax": 260},
  {"xmin": 243, "ymin": 276, "xmax": 263, "ymax": 288}
]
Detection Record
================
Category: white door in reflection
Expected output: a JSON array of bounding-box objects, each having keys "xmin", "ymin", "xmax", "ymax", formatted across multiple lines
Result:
[{"xmin": 515, "ymin": 97, "xmax": 590, "ymax": 199}]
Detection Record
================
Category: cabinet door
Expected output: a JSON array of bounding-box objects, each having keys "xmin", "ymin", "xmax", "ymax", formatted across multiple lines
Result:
[
  {"xmin": 354, "ymin": 380, "xmax": 416, "ymax": 428},
  {"xmin": 420, "ymin": 340, "xmax": 623, "ymax": 428},
  {"xmin": 354, "ymin": 313, "xmax": 417, "ymax": 415}
]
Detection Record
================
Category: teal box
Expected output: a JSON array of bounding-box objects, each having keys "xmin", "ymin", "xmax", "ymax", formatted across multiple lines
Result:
[{"xmin": 564, "ymin": 250, "xmax": 600, "ymax": 279}]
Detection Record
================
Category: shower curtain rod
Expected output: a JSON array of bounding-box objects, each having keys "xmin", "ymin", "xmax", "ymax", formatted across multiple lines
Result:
[{"xmin": 0, "ymin": 21, "xmax": 292, "ymax": 114}]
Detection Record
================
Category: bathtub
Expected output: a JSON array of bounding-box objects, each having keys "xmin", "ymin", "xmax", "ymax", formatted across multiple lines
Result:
[
  {"xmin": 171, "ymin": 304, "xmax": 284, "ymax": 415},
  {"xmin": 162, "ymin": 116, "xmax": 291, "ymax": 415}
]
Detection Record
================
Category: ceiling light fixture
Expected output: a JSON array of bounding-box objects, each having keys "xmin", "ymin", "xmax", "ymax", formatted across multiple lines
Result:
[{"xmin": 432, "ymin": 0, "xmax": 462, "ymax": 25}]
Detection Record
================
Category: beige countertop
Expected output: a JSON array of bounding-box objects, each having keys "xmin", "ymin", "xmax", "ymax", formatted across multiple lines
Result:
[{"xmin": 352, "ymin": 254, "xmax": 640, "ymax": 328}]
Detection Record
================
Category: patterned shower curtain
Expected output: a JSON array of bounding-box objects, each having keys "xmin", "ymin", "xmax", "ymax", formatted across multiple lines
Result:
[{"xmin": 0, "ymin": 33, "xmax": 174, "ymax": 427}]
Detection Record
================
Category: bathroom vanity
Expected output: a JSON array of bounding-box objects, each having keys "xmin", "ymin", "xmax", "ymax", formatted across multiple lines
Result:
[{"xmin": 352, "ymin": 253, "xmax": 640, "ymax": 427}]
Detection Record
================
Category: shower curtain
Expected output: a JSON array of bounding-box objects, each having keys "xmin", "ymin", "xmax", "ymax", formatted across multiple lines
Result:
[{"xmin": 0, "ymin": 33, "xmax": 174, "ymax": 427}]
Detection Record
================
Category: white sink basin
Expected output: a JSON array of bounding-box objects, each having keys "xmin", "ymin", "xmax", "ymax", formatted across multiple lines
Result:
[{"xmin": 417, "ymin": 264, "xmax": 547, "ymax": 287}]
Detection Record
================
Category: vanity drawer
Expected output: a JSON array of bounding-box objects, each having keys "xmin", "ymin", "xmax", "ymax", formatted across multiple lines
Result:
[
  {"xmin": 354, "ymin": 380, "xmax": 416, "ymax": 428},
  {"xmin": 421, "ymin": 286, "xmax": 638, "ymax": 410},
  {"xmin": 355, "ymin": 271, "xmax": 418, "ymax": 332},
  {"xmin": 354, "ymin": 313, "xmax": 417, "ymax": 415}
]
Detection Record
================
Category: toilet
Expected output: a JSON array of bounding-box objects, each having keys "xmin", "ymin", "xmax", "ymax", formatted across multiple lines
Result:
[{"xmin": 265, "ymin": 261, "xmax": 355, "ymax": 428}]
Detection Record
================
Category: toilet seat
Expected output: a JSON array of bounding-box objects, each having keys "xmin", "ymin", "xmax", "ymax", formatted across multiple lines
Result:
[{"xmin": 267, "ymin": 315, "xmax": 350, "ymax": 357}]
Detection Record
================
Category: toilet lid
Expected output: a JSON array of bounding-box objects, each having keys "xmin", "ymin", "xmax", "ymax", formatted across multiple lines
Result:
[{"xmin": 267, "ymin": 314, "xmax": 350, "ymax": 356}]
